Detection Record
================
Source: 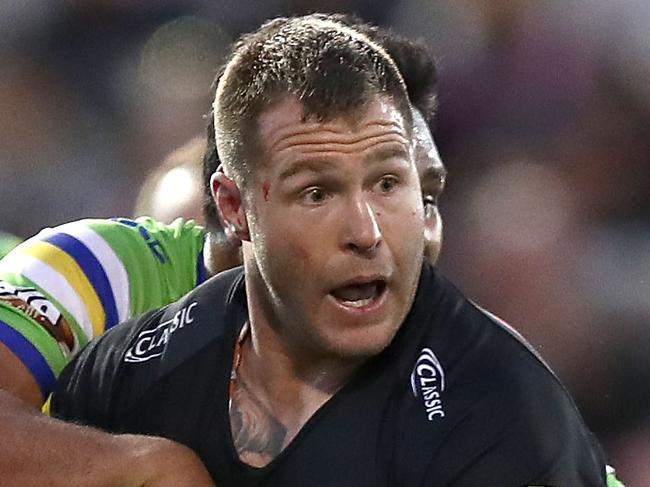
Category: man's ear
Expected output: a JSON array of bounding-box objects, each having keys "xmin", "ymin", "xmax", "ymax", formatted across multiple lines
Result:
[{"xmin": 211, "ymin": 170, "xmax": 250, "ymax": 242}]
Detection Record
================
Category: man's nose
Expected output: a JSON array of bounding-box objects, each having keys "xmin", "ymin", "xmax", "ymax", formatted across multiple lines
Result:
[{"xmin": 342, "ymin": 197, "xmax": 382, "ymax": 256}]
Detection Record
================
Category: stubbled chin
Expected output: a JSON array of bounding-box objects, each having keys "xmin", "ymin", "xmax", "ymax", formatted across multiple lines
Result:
[{"xmin": 314, "ymin": 316, "xmax": 401, "ymax": 361}]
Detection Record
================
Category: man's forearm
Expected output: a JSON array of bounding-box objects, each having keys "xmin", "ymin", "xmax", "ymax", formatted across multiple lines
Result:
[
  {"xmin": 1, "ymin": 389, "xmax": 135, "ymax": 486},
  {"xmin": 0, "ymin": 389, "xmax": 214, "ymax": 486}
]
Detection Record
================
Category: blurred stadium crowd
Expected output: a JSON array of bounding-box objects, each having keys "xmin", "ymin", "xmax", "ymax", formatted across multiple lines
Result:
[{"xmin": 1, "ymin": 0, "xmax": 649, "ymax": 483}]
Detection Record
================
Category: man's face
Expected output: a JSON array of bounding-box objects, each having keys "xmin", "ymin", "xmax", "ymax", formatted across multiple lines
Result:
[
  {"xmin": 412, "ymin": 110, "xmax": 446, "ymax": 265},
  {"xmin": 242, "ymin": 96, "xmax": 425, "ymax": 360},
  {"xmin": 207, "ymin": 109, "xmax": 445, "ymax": 277}
]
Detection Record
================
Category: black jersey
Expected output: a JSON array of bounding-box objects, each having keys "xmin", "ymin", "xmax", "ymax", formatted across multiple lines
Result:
[{"xmin": 52, "ymin": 264, "xmax": 607, "ymax": 486}]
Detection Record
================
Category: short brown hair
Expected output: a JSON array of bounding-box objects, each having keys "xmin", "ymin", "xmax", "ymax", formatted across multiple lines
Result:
[{"xmin": 213, "ymin": 14, "xmax": 412, "ymax": 188}]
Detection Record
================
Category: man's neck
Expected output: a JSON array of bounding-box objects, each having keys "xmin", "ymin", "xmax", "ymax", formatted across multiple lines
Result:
[
  {"xmin": 228, "ymin": 270, "xmax": 364, "ymax": 467},
  {"xmin": 229, "ymin": 322, "xmax": 361, "ymax": 468},
  {"xmin": 247, "ymin": 312, "xmax": 360, "ymax": 405}
]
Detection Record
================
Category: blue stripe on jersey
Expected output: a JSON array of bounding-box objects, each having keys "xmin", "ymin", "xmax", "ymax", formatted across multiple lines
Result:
[
  {"xmin": 42, "ymin": 233, "xmax": 120, "ymax": 330},
  {"xmin": 0, "ymin": 319, "xmax": 56, "ymax": 398},
  {"xmin": 196, "ymin": 249, "xmax": 207, "ymax": 286}
]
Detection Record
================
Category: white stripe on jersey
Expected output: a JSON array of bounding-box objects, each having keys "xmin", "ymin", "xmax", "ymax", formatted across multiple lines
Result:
[
  {"xmin": 52, "ymin": 223, "xmax": 130, "ymax": 323},
  {"xmin": 0, "ymin": 252, "xmax": 94, "ymax": 340}
]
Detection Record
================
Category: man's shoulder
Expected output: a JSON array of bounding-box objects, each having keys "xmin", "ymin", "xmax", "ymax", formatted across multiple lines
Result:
[
  {"xmin": 459, "ymin": 304, "xmax": 562, "ymax": 391},
  {"xmin": 94, "ymin": 266, "xmax": 245, "ymax": 373},
  {"xmin": 437, "ymin": 298, "xmax": 577, "ymax": 417},
  {"xmin": 407, "ymin": 265, "xmax": 567, "ymax": 403},
  {"xmin": 52, "ymin": 267, "xmax": 245, "ymax": 427},
  {"xmin": 396, "ymin": 286, "xmax": 569, "ymax": 428},
  {"xmin": 387, "ymin": 267, "xmax": 605, "ymax": 484}
]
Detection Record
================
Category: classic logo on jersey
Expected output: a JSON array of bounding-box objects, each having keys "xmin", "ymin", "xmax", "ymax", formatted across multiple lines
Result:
[
  {"xmin": 0, "ymin": 280, "xmax": 77, "ymax": 356},
  {"xmin": 410, "ymin": 347, "xmax": 445, "ymax": 420},
  {"xmin": 124, "ymin": 302, "xmax": 197, "ymax": 363}
]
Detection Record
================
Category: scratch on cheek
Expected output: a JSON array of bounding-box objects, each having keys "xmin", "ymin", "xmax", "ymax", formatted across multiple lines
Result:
[
  {"xmin": 294, "ymin": 243, "xmax": 312, "ymax": 265},
  {"xmin": 262, "ymin": 181, "xmax": 270, "ymax": 202}
]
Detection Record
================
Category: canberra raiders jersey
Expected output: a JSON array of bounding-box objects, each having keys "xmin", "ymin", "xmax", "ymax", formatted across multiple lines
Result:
[
  {"xmin": 52, "ymin": 264, "xmax": 611, "ymax": 486},
  {"xmin": 0, "ymin": 217, "xmax": 206, "ymax": 398}
]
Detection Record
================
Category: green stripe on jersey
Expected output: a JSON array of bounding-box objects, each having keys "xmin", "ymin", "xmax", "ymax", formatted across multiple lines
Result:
[
  {"xmin": 0, "ymin": 217, "xmax": 205, "ymax": 387},
  {"xmin": 89, "ymin": 217, "xmax": 205, "ymax": 317}
]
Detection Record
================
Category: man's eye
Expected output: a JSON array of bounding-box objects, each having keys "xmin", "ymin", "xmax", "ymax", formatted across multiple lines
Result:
[
  {"xmin": 423, "ymin": 194, "xmax": 438, "ymax": 207},
  {"xmin": 378, "ymin": 176, "xmax": 398, "ymax": 193},
  {"xmin": 302, "ymin": 187, "xmax": 327, "ymax": 204},
  {"xmin": 423, "ymin": 194, "xmax": 439, "ymax": 217}
]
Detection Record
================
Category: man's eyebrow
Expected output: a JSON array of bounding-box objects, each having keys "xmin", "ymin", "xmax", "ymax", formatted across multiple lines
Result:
[
  {"xmin": 278, "ymin": 158, "xmax": 333, "ymax": 181},
  {"xmin": 363, "ymin": 145, "xmax": 410, "ymax": 165},
  {"xmin": 420, "ymin": 165, "xmax": 448, "ymax": 185},
  {"xmin": 278, "ymin": 145, "xmax": 411, "ymax": 181}
]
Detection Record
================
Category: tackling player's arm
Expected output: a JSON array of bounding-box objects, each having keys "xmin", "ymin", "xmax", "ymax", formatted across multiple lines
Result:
[
  {"xmin": 0, "ymin": 341, "xmax": 42, "ymax": 407},
  {"xmin": 48, "ymin": 305, "xmax": 218, "ymax": 486},
  {"xmin": 0, "ymin": 217, "xmax": 206, "ymax": 408},
  {"xmin": 0, "ymin": 313, "xmax": 213, "ymax": 487},
  {"xmin": 0, "ymin": 384, "xmax": 214, "ymax": 486},
  {"xmin": 0, "ymin": 295, "xmax": 213, "ymax": 487},
  {"xmin": 0, "ymin": 218, "xmax": 212, "ymax": 486}
]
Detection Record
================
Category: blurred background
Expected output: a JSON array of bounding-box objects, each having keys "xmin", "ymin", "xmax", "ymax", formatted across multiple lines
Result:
[{"xmin": 1, "ymin": 0, "xmax": 649, "ymax": 482}]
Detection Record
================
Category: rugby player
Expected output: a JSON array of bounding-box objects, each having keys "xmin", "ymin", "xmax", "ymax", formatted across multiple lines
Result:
[
  {"xmin": 51, "ymin": 15, "xmax": 612, "ymax": 485},
  {"xmin": 0, "ymin": 20, "xmax": 446, "ymax": 486}
]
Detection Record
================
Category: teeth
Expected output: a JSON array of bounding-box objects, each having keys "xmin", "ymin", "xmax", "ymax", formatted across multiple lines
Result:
[{"xmin": 340, "ymin": 297, "xmax": 374, "ymax": 308}]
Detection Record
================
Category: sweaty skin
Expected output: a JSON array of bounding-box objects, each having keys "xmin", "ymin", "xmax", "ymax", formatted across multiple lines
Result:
[
  {"xmin": 215, "ymin": 95, "xmax": 425, "ymax": 467},
  {"xmin": 248, "ymin": 96, "xmax": 424, "ymax": 361}
]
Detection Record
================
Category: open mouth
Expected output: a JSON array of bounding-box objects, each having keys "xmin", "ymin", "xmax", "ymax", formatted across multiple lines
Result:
[{"xmin": 329, "ymin": 279, "xmax": 387, "ymax": 309}]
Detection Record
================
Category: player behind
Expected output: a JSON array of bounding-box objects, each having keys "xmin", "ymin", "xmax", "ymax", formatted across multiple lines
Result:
[
  {"xmin": 52, "ymin": 14, "xmax": 611, "ymax": 486},
  {"xmin": 0, "ymin": 20, "xmax": 447, "ymax": 486},
  {"xmin": 133, "ymin": 136, "xmax": 208, "ymax": 225}
]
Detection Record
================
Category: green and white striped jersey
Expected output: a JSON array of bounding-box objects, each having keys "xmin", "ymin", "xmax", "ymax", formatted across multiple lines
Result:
[{"xmin": 0, "ymin": 217, "xmax": 206, "ymax": 398}]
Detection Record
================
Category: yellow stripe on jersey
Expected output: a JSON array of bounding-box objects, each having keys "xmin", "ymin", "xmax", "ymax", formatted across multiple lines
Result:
[{"xmin": 22, "ymin": 241, "xmax": 105, "ymax": 338}]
